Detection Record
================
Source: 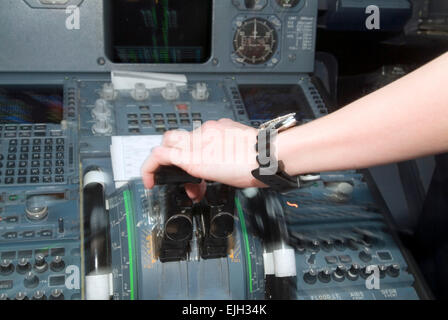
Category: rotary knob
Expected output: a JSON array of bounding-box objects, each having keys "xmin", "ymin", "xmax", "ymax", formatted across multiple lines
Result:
[
  {"xmin": 334, "ymin": 239, "xmax": 346, "ymax": 251},
  {"xmin": 378, "ymin": 264, "xmax": 387, "ymax": 278},
  {"xmin": 50, "ymin": 289, "xmax": 65, "ymax": 300},
  {"xmin": 161, "ymin": 83, "xmax": 180, "ymax": 101},
  {"xmin": 34, "ymin": 254, "xmax": 48, "ymax": 273},
  {"xmin": 303, "ymin": 269, "xmax": 317, "ymax": 285},
  {"xmin": 131, "ymin": 83, "xmax": 149, "ymax": 101},
  {"xmin": 17, "ymin": 258, "xmax": 32, "ymax": 274},
  {"xmin": 332, "ymin": 265, "xmax": 346, "ymax": 282},
  {"xmin": 92, "ymin": 99, "xmax": 112, "ymax": 121},
  {"xmin": 101, "ymin": 83, "xmax": 118, "ymax": 101},
  {"xmin": 318, "ymin": 269, "xmax": 331, "ymax": 283},
  {"xmin": 387, "ymin": 264, "xmax": 400, "ymax": 278},
  {"xmin": 24, "ymin": 272, "xmax": 39, "ymax": 289},
  {"xmin": 307, "ymin": 240, "xmax": 320, "ymax": 253},
  {"xmin": 15, "ymin": 292, "xmax": 29, "ymax": 300},
  {"xmin": 191, "ymin": 83, "xmax": 209, "ymax": 101},
  {"xmin": 32, "ymin": 291, "xmax": 47, "ymax": 300},
  {"xmin": 320, "ymin": 239, "xmax": 334, "ymax": 252},
  {"xmin": 25, "ymin": 205, "xmax": 48, "ymax": 221},
  {"xmin": 0, "ymin": 259, "xmax": 14, "ymax": 276},
  {"xmin": 347, "ymin": 263, "xmax": 360, "ymax": 281},
  {"xmin": 92, "ymin": 119, "xmax": 113, "ymax": 135},
  {"xmin": 50, "ymin": 256, "xmax": 66, "ymax": 273}
]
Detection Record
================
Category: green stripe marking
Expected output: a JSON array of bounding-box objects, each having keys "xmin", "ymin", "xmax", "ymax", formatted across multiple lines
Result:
[
  {"xmin": 235, "ymin": 197, "xmax": 253, "ymax": 293},
  {"xmin": 123, "ymin": 190, "xmax": 136, "ymax": 300}
]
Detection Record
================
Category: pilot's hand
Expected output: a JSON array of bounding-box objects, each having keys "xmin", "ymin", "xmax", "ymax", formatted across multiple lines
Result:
[{"xmin": 141, "ymin": 118, "xmax": 265, "ymax": 201}]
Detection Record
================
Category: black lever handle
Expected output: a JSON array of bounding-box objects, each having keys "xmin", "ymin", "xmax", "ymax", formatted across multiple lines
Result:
[{"xmin": 154, "ymin": 166, "xmax": 202, "ymax": 185}]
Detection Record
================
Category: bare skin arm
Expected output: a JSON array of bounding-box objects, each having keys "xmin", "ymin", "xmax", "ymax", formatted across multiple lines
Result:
[{"xmin": 142, "ymin": 52, "xmax": 448, "ymax": 200}]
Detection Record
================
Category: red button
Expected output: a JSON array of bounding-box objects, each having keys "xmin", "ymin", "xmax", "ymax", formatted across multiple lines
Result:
[{"xmin": 176, "ymin": 104, "xmax": 189, "ymax": 111}]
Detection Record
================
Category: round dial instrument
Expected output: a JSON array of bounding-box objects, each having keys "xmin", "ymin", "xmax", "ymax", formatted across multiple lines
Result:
[
  {"xmin": 233, "ymin": 18, "xmax": 278, "ymax": 65},
  {"xmin": 276, "ymin": 0, "xmax": 300, "ymax": 8}
]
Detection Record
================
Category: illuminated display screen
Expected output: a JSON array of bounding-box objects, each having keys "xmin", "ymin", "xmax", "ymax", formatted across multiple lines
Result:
[
  {"xmin": 0, "ymin": 86, "xmax": 63, "ymax": 124},
  {"xmin": 239, "ymin": 85, "xmax": 314, "ymax": 121},
  {"xmin": 109, "ymin": 0, "xmax": 213, "ymax": 64}
]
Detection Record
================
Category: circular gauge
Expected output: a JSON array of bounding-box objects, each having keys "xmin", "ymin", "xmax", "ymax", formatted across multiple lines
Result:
[
  {"xmin": 233, "ymin": 18, "xmax": 278, "ymax": 65},
  {"xmin": 276, "ymin": 0, "xmax": 300, "ymax": 8}
]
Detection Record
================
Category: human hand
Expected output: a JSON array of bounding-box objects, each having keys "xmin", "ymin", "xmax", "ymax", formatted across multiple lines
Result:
[{"xmin": 141, "ymin": 119, "xmax": 265, "ymax": 201}]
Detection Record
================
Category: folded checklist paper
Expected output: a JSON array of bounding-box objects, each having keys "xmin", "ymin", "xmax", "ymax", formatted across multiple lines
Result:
[{"xmin": 110, "ymin": 135, "xmax": 163, "ymax": 186}]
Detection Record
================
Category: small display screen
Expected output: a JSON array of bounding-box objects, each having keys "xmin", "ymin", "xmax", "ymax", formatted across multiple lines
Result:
[
  {"xmin": 239, "ymin": 85, "xmax": 314, "ymax": 121},
  {"xmin": 109, "ymin": 0, "xmax": 213, "ymax": 64},
  {"xmin": 0, "ymin": 86, "xmax": 63, "ymax": 124}
]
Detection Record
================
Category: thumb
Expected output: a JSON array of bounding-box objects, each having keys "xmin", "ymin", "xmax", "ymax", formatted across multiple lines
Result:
[{"xmin": 185, "ymin": 181, "xmax": 207, "ymax": 202}]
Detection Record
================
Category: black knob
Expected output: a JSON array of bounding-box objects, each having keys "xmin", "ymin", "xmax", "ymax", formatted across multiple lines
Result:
[
  {"xmin": 318, "ymin": 269, "xmax": 331, "ymax": 283},
  {"xmin": 361, "ymin": 265, "xmax": 374, "ymax": 279},
  {"xmin": 34, "ymin": 254, "xmax": 48, "ymax": 273},
  {"xmin": 347, "ymin": 264, "xmax": 360, "ymax": 281},
  {"xmin": 50, "ymin": 256, "xmax": 66, "ymax": 272},
  {"xmin": 0, "ymin": 259, "xmax": 14, "ymax": 276},
  {"xmin": 320, "ymin": 239, "xmax": 334, "ymax": 252},
  {"xmin": 359, "ymin": 250, "xmax": 372, "ymax": 262},
  {"xmin": 17, "ymin": 258, "xmax": 32, "ymax": 274},
  {"xmin": 24, "ymin": 272, "xmax": 39, "ymax": 289},
  {"xmin": 303, "ymin": 269, "xmax": 317, "ymax": 284},
  {"xmin": 334, "ymin": 239, "xmax": 345, "ymax": 251},
  {"xmin": 50, "ymin": 289, "xmax": 64, "ymax": 300},
  {"xmin": 307, "ymin": 240, "xmax": 320, "ymax": 253},
  {"xmin": 15, "ymin": 292, "xmax": 29, "ymax": 300},
  {"xmin": 387, "ymin": 264, "xmax": 400, "ymax": 278},
  {"xmin": 347, "ymin": 239, "xmax": 359, "ymax": 251},
  {"xmin": 332, "ymin": 265, "xmax": 346, "ymax": 282},
  {"xmin": 32, "ymin": 291, "xmax": 47, "ymax": 300},
  {"xmin": 378, "ymin": 264, "xmax": 387, "ymax": 278}
]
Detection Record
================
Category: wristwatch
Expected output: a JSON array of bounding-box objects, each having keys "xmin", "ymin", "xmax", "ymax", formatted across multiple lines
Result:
[{"xmin": 251, "ymin": 113, "xmax": 320, "ymax": 192}]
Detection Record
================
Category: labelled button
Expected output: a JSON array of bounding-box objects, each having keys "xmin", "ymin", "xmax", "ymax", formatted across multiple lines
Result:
[
  {"xmin": 35, "ymin": 125, "xmax": 47, "ymax": 131},
  {"xmin": 338, "ymin": 255, "xmax": 352, "ymax": 264},
  {"xmin": 2, "ymin": 232, "xmax": 17, "ymax": 239},
  {"xmin": 4, "ymin": 216, "xmax": 18, "ymax": 223},
  {"xmin": 40, "ymin": 230, "xmax": 53, "ymax": 237},
  {"xmin": 377, "ymin": 251, "xmax": 392, "ymax": 261},
  {"xmin": 22, "ymin": 231, "xmax": 35, "ymax": 238},
  {"xmin": 18, "ymin": 251, "xmax": 33, "ymax": 259},
  {"xmin": 0, "ymin": 280, "xmax": 13, "ymax": 290}
]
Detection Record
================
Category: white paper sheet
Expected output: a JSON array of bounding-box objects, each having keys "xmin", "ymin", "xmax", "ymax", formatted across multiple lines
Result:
[
  {"xmin": 110, "ymin": 135, "xmax": 163, "ymax": 184},
  {"xmin": 111, "ymin": 71, "xmax": 187, "ymax": 90}
]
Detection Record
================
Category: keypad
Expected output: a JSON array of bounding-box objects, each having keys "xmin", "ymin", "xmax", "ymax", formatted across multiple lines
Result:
[
  {"xmin": 126, "ymin": 109, "xmax": 203, "ymax": 134},
  {"xmin": 0, "ymin": 126, "xmax": 67, "ymax": 185}
]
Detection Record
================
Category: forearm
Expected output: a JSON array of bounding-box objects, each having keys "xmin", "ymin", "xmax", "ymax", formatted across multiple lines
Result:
[{"xmin": 278, "ymin": 52, "xmax": 448, "ymax": 175}]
